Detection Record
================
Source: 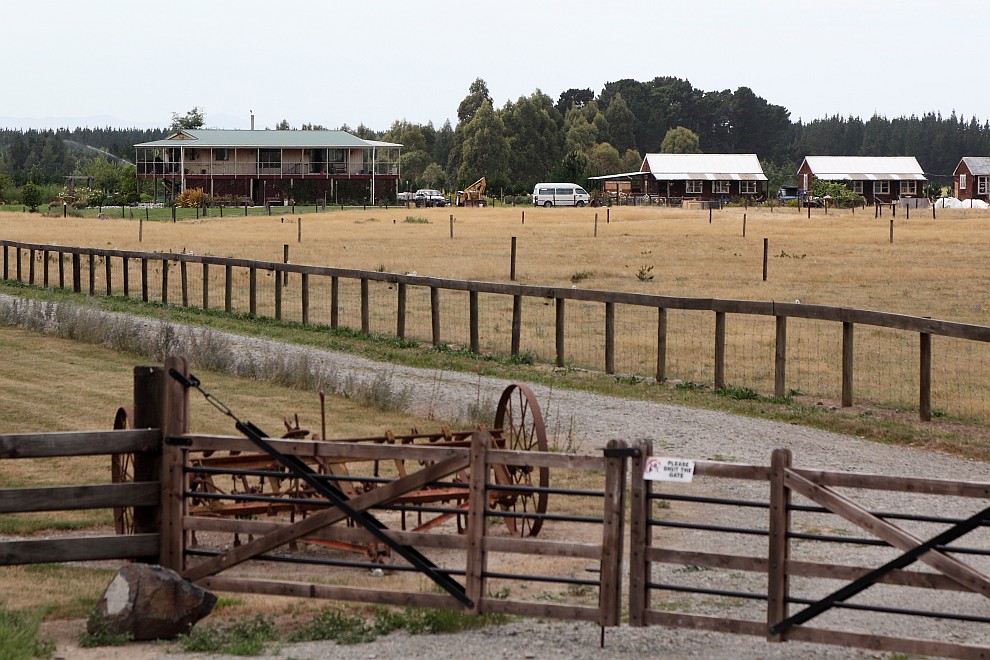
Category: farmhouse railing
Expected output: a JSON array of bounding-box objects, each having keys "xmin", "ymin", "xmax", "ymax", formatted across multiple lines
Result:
[{"xmin": 4, "ymin": 239, "xmax": 990, "ymax": 422}]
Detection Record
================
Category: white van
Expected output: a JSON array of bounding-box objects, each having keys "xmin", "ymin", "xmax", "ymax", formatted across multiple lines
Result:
[{"xmin": 532, "ymin": 183, "xmax": 591, "ymax": 207}]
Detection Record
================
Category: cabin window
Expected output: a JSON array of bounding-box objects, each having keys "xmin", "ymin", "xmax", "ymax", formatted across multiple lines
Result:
[
  {"xmin": 686, "ymin": 180, "xmax": 703, "ymax": 194},
  {"xmin": 900, "ymin": 181, "xmax": 917, "ymax": 196},
  {"xmin": 215, "ymin": 148, "xmax": 229, "ymax": 161},
  {"xmin": 960, "ymin": 174, "xmax": 967, "ymax": 190},
  {"xmin": 874, "ymin": 181, "xmax": 890, "ymax": 195},
  {"xmin": 851, "ymin": 181, "xmax": 864, "ymax": 194},
  {"xmin": 740, "ymin": 181, "xmax": 758, "ymax": 194},
  {"xmin": 978, "ymin": 177, "xmax": 990, "ymax": 195},
  {"xmin": 713, "ymin": 181, "xmax": 730, "ymax": 194}
]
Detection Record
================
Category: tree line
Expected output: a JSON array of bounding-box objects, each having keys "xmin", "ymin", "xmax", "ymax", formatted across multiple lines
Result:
[{"xmin": 2, "ymin": 76, "xmax": 988, "ymax": 202}]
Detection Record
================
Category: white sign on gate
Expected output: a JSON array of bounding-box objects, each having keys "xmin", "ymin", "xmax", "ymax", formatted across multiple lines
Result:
[{"xmin": 643, "ymin": 457, "xmax": 695, "ymax": 482}]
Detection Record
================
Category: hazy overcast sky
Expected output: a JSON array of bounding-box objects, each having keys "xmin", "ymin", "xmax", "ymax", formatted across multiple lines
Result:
[{"xmin": 5, "ymin": 0, "xmax": 987, "ymax": 131}]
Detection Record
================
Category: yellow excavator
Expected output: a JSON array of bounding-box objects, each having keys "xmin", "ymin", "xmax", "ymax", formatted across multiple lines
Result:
[{"xmin": 455, "ymin": 177, "xmax": 486, "ymax": 207}]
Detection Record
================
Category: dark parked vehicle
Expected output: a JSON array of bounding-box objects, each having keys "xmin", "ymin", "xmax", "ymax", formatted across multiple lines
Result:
[{"xmin": 414, "ymin": 189, "xmax": 447, "ymax": 207}]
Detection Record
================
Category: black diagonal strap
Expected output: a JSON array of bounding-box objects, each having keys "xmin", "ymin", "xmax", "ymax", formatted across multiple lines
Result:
[
  {"xmin": 234, "ymin": 420, "xmax": 472, "ymax": 608},
  {"xmin": 769, "ymin": 504, "xmax": 990, "ymax": 635}
]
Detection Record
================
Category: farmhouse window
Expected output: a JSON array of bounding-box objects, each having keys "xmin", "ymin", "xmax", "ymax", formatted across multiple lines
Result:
[
  {"xmin": 186, "ymin": 149, "xmax": 199, "ymax": 161},
  {"xmin": 900, "ymin": 181, "xmax": 917, "ymax": 196},
  {"xmin": 874, "ymin": 181, "xmax": 890, "ymax": 195},
  {"xmin": 258, "ymin": 149, "xmax": 281, "ymax": 171},
  {"xmin": 686, "ymin": 180, "xmax": 703, "ymax": 194},
  {"xmin": 215, "ymin": 148, "xmax": 229, "ymax": 161},
  {"xmin": 978, "ymin": 177, "xmax": 990, "ymax": 195},
  {"xmin": 740, "ymin": 181, "xmax": 758, "ymax": 194},
  {"xmin": 960, "ymin": 174, "xmax": 967, "ymax": 189},
  {"xmin": 713, "ymin": 181, "xmax": 730, "ymax": 194},
  {"xmin": 852, "ymin": 181, "xmax": 864, "ymax": 194}
]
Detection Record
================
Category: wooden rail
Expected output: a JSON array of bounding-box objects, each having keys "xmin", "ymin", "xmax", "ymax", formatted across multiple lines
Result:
[{"xmin": 4, "ymin": 239, "xmax": 990, "ymax": 423}]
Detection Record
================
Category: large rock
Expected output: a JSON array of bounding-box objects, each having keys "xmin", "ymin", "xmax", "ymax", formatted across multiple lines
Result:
[{"xmin": 88, "ymin": 564, "xmax": 217, "ymax": 641}]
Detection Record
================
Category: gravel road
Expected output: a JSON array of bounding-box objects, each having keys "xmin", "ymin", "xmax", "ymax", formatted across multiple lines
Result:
[{"xmin": 10, "ymin": 300, "xmax": 986, "ymax": 659}]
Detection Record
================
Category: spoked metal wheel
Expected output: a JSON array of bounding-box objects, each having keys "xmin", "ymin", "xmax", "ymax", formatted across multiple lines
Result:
[
  {"xmin": 492, "ymin": 383, "xmax": 549, "ymax": 537},
  {"xmin": 111, "ymin": 406, "xmax": 135, "ymax": 535}
]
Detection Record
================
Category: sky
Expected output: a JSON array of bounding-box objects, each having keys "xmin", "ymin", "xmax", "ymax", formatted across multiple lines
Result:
[{"xmin": 4, "ymin": 0, "xmax": 989, "ymax": 132}]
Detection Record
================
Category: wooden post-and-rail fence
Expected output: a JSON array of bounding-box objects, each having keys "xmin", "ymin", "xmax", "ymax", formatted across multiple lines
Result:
[
  {"xmin": 2, "ymin": 358, "xmax": 989, "ymax": 657},
  {"xmin": 3, "ymin": 239, "xmax": 990, "ymax": 423}
]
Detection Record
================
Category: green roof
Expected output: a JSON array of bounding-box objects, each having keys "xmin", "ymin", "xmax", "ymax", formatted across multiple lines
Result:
[{"xmin": 135, "ymin": 129, "xmax": 400, "ymax": 149}]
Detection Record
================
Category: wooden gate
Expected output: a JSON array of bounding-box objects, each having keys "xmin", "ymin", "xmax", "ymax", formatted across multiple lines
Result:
[{"xmin": 628, "ymin": 443, "xmax": 990, "ymax": 658}]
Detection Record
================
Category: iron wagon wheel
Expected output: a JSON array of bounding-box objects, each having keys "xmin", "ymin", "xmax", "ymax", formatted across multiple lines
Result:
[
  {"xmin": 111, "ymin": 406, "xmax": 135, "ymax": 535},
  {"xmin": 492, "ymin": 383, "xmax": 549, "ymax": 537}
]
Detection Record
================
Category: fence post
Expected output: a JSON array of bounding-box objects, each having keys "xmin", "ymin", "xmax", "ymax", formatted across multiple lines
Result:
[
  {"xmin": 105, "ymin": 255, "xmax": 112, "ymax": 296},
  {"xmin": 599, "ymin": 439, "xmax": 629, "ymax": 627},
  {"xmin": 58, "ymin": 251, "xmax": 65, "ymax": 289},
  {"xmin": 555, "ymin": 298, "xmax": 565, "ymax": 368},
  {"xmin": 28, "ymin": 248, "xmax": 35, "ymax": 285},
  {"xmin": 763, "ymin": 238, "xmax": 769, "ymax": 281},
  {"xmin": 160, "ymin": 355, "xmax": 190, "ymax": 572},
  {"xmin": 275, "ymin": 267, "xmax": 282, "ymax": 321},
  {"xmin": 360, "ymin": 278, "xmax": 369, "ymax": 333},
  {"xmin": 161, "ymin": 259, "xmax": 169, "ymax": 305},
  {"xmin": 42, "ymin": 249, "xmax": 49, "ymax": 288},
  {"xmin": 301, "ymin": 273, "xmax": 309, "ymax": 325},
  {"xmin": 714, "ymin": 311, "xmax": 726, "ymax": 389},
  {"xmin": 656, "ymin": 307, "xmax": 667, "ymax": 383},
  {"xmin": 469, "ymin": 290, "xmax": 480, "ymax": 353},
  {"xmin": 511, "ymin": 294, "xmax": 522, "ymax": 356},
  {"xmin": 920, "ymin": 332, "xmax": 932, "ymax": 421},
  {"xmin": 464, "ymin": 430, "xmax": 491, "ymax": 614},
  {"xmin": 628, "ymin": 439, "xmax": 652, "ymax": 627},
  {"xmin": 775, "ymin": 315, "xmax": 787, "ymax": 398},
  {"xmin": 141, "ymin": 258, "xmax": 148, "ymax": 302},
  {"xmin": 122, "ymin": 257, "xmax": 129, "ymax": 298},
  {"xmin": 202, "ymin": 263, "xmax": 209, "ymax": 310},
  {"xmin": 180, "ymin": 261, "xmax": 188, "ymax": 307},
  {"xmin": 16, "ymin": 247, "xmax": 22, "ymax": 282},
  {"xmin": 510, "ymin": 236, "xmax": 517, "ymax": 281},
  {"xmin": 283, "ymin": 244, "xmax": 289, "ymax": 286},
  {"xmin": 88, "ymin": 253, "xmax": 95, "ymax": 295},
  {"xmin": 2, "ymin": 244, "xmax": 7, "ymax": 279},
  {"xmin": 131, "ymin": 364, "xmax": 165, "ymax": 538},
  {"xmin": 767, "ymin": 447, "xmax": 793, "ymax": 642},
  {"xmin": 841, "ymin": 322, "xmax": 854, "ymax": 407},
  {"xmin": 396, "ymin": 282, "xmax": 406, "ymax": 338},
  {"xmin": 249, "ymin": 266, "xmax": 257, "ymax": 317},
  {"xmin": 72, "ymin": 253, "xmax": 81, "ymax": 293},
  {"xmin": 604, "ymin": 302, "xmax": 615, "ymax": 374},
  {"xmin": 224, "ymin": 264, "xmax": 232, "ymax": 313},
  {"xmin": 331, "ymin": 276, "xmax": 339, "ymax": 329},
  {"xmin": 431, "ymin": 287, "xmax": 441, "ymax": 346}
]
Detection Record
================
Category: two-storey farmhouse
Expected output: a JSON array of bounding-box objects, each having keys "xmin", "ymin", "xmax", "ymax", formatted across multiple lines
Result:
[{"xmin": 134, "ymin": 129, "xmax": 401, "ymax": 205}]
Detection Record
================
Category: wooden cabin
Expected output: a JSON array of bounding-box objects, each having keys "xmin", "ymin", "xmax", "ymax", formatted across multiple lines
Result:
[{"xmin": 797, "ymin": 156, "xmax": 925, "ymax": 205}]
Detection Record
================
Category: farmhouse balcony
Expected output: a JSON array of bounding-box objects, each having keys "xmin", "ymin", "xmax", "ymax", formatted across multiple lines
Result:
[{"xmin": 136, "ymin": 161, "xmax": 399, "ymax": 178}]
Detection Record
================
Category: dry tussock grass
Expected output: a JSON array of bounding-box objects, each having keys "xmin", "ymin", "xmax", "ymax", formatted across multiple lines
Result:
[{"xmin": 4, "ymin": 204, "xmax": 990, "ymax": 324}]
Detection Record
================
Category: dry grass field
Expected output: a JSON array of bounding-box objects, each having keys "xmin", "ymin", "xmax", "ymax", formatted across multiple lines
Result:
[
  {"xmin": 5, "ymin": 203, "xmax": 990, "ymax": 421},
  {"xmin": 3, "ymin": 203, "xmax": 990, "ymax": 324}
]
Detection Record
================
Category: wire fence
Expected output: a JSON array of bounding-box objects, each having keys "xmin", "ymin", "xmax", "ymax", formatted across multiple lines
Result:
[{"xmin": 6, "ymin": 240, "xmax": 990, "ymax": 425}]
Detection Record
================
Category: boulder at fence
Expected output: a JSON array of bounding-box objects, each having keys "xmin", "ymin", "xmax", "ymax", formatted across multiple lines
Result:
[{"xmin": 88, "ymin": 563, "xmax": 217, "ymax": 641}]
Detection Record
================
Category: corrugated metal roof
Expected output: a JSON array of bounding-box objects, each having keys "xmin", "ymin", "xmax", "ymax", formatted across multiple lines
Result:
[
  {"xmin": 135, "ymin": 129, "xmax": 399, "ymax": 149},
  {"xmin": 641, "ymin": 153, "xmax": 768, "ymax": 180},
  {"xmin": 959, "ymin": 157, "xmax": 990, "ymax": 176},
  {"xmin": 803, "ymin": 156, "xmax": 925, "ymax": 181}
]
